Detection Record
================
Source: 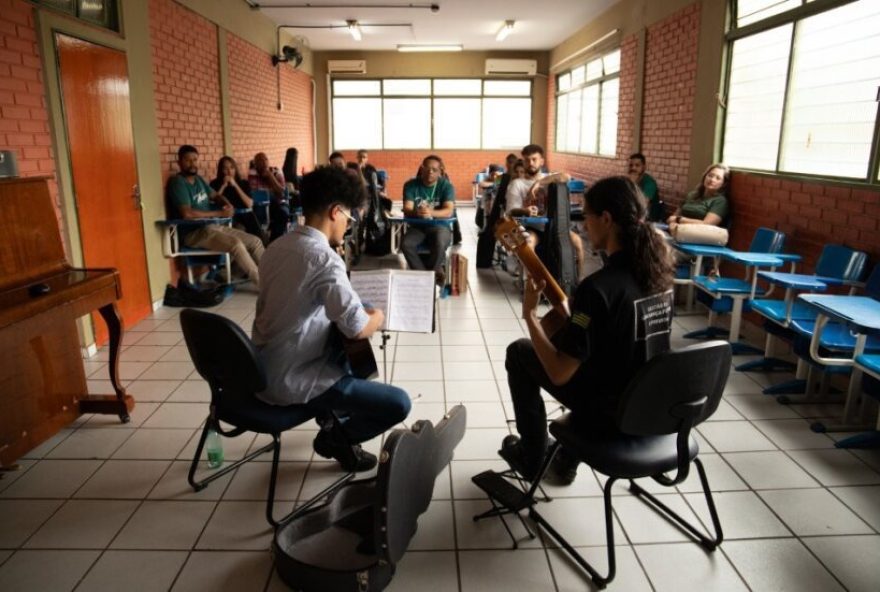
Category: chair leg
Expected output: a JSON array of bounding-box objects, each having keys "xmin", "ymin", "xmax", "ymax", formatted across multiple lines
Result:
[
  {"xmin": 265, "ymin": 433, "xmax": 282, "ymax": 527},
  {"xmin": 187, "ymin": 420, "xmax": 276, "ymax": 493},
  {"xmin": 629, "ymin": 459, "xmax": 723, "ymax": 550},
  {"xmin": 529, "ymin": 475, "xmax": 617, "ymax": 589}
]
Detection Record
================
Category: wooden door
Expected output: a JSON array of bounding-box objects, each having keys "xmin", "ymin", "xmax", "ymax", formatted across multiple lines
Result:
[{"xmin": 56, "ymin": 34, "xmax": 151, "ymax": 343}]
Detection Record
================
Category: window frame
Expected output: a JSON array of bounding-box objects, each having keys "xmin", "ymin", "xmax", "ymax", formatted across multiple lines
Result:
[
  {"xmin": 329, "ymin": 77, "xmax": 533, "ymax": 151},
  {"xmin": 721, "ymin": 0, "xmax": 880, "ymax": 185},
  {"xmin": 553, "ymin": 48, "xmax": 621, "ymax": 158}
]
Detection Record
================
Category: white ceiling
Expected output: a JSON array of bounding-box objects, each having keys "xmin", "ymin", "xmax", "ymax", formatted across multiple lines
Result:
[{"xmin": 249, "ymin": 0, "xmax": 620, "ymax": 51}]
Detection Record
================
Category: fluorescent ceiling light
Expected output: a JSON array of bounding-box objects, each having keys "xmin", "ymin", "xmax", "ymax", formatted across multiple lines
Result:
[
  {"xmin": 496, "ymin": 20, "xmax": 514, "ymax": 42},
  {"xmin": 347, "ymin": 20, "xmax": 362, "ymax": 41},
  {"xmin": 397, "ymin": 44, "xmax": 462, "ymax": 52}
]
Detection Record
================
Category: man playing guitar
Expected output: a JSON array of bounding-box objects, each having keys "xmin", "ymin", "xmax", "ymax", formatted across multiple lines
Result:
[
  {"xmin": 252, "ymin": 166, "xmax": 411, "ymax": 472},
  {"xmin": 499, "ymin": 177, "xmax": 675, "ymax": 485}
]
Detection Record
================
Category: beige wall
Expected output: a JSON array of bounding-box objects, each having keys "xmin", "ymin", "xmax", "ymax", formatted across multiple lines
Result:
[
  {"xmin": 548, "ymin": 0, "xmax": 728, "ymax": 188},
  {"xmin": 312, "ymin": 50, "xmax": 550, "ymax": 160}
]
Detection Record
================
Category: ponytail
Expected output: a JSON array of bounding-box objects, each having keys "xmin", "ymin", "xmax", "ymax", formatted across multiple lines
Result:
[{"xmin": 585, "ymin": 177, "xmax": 674, "ymax": 294}]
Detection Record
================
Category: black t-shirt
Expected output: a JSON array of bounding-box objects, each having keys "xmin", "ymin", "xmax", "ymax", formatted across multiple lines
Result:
[
  {"xmin": 209, "ymin": 177, "xmax": 251, "ymax": 209},
  {"xmin": 554, "ymin": 251, "xmax": 674, "ymax": 414}
]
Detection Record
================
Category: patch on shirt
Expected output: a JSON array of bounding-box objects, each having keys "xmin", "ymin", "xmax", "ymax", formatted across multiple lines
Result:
[{"xmin": 571, "ymin": 311, "xmax": 591, "ymax": 328}]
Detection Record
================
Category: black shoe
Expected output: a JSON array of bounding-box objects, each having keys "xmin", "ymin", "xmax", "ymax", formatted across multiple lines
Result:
[
  {"xmin": 314, "ymin": 430, "xmax": 377, "ymax": 472},
  {"xmin": 498, "ymin": 435, "xmax": 545, "ymax": 482},
  {"xmin": 545, "ymin": 446, "xmax": 579, "ymax": 486}
]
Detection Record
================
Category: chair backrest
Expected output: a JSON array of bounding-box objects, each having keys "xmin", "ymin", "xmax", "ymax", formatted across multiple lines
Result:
[
  {"xmin": 866, "ymin": 266, "xmax": 880, "ymax": 299},
  {"xmin": 180, "ymin": 308, "xmax": 267, "ymax": 394},
  {"xmin": 815, "ymin": 245, "xmax": 868, "ymax": 281},
  {"xmin": 748, "ymin": 227, "xmax": 785, "ymax": 254},
  {"xmin": 616, "ymin": 341, "xmax": 731, "ymax": 437},
  {"xmin": 251, "ymin": 188, "xmax": 271, "ymax": 205},
  {"xmin": 567, "ymin": 179, "xmax": 586, "ymax": 194}
]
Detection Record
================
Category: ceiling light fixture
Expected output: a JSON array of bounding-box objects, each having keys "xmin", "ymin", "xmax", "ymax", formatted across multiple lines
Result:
[
  {"xmin": 496, "ymin": 20, "xmax": 515, "ymax": 42},
  {"xmin": 397, "ymin": 44, "xmax": 462, "ymax": 52},
  {"xmin": 346, "ymin": 19, "xmax": 362, "ymax": 41}
]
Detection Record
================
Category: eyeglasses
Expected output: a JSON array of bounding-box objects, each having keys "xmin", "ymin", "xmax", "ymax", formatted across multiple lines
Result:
[{"xmin": 338, "ymin": 207, "xmax": 356, "ymax": 228}]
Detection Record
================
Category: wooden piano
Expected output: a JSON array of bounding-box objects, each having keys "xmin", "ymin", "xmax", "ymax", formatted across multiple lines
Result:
[{"xmin": 0, "ymin": 176, "xmax": 134, "ymax": 468}]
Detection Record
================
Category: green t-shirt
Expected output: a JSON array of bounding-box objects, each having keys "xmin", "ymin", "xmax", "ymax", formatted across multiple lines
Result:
[
  {"xmin": 638, "ymin": 173, "xmax": 658, "ymax": 202},
  {"xmin": 681, "ymin": 191, "xmax": 728, "ymax": 224},
  {"xmin": 402, "ymin": 177, "xmax": 455, "ymax": 209},
  {"xmin": 168, "ymin": 174, "xmax": 217, "ymax": 216}
]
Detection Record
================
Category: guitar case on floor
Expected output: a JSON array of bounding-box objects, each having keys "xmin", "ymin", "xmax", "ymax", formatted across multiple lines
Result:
[{"xmin": 273, "ymin": 405, "xmax": 467, "ymax": 592}]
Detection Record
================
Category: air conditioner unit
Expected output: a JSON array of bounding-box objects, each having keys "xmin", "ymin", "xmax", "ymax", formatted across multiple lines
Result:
[
  {"xmin": 327, "ymin": 60, "xmax": 367, "ymax": 74},
  {"xmin": 485, "ymin": 59, "xmax": 537, "ymax": 76}
]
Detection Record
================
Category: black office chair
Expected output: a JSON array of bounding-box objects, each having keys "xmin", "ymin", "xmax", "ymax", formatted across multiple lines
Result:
[
  {"xmin": 180, "ymin": 308, "xmax": 352, "ymax": 527},
  {"xmin": 474, "ymin": 341, "xmax": 730, "ymax": 589}
]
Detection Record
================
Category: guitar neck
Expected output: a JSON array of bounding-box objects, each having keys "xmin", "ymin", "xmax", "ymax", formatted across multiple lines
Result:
[{"xmin": 513, "ymin": 244, "xmax": 568, "ymax": 310}]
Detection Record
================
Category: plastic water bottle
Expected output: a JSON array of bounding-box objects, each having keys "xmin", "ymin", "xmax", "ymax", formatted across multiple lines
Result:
[{"xmin": 206, "ymin": 428, "xmax": 224, "ymax": 469}]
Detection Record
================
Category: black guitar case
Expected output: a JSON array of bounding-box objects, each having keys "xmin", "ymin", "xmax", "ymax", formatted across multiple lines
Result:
[
  {"xmin": 544, "ymin": 182, "xmax": 578, "ymax": 299},
  {"xmin": 273, "ymin": 405, "xmax": 467, "ymax": 592},
  {"xmin": 476, "ymin": 174, "xmax": 510, "ymax": 268},
  {"xmin": 363, "ymin": 171, "xmax": 391, "ymax": 256}
]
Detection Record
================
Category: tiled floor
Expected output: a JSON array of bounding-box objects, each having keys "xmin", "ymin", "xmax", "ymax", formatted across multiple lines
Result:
[{"xmin": 2, "ymin": 209, "xmax": 879, "ymax": 591}]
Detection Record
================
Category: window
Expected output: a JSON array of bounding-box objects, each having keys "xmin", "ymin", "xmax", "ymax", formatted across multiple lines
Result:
[
  {"xmin": 330, "ymin": 78, "xmax": 532, "ymax": 150},
  {"xmin": 555, "ymin": 48, "xmax": 620, "ymax": 156},
  {"xmin": 722, "ymin": 0, "xmax": 880, "ymax": 181},
  {"xmin": 36, "ymin": 0, "xmax": 120, "ymax": 31}
]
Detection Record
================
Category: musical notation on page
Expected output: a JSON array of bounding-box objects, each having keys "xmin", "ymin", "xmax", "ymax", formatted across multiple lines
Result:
[{"xmin": 350, "ymin": 269, "xmax": 435, "ymax": 333}]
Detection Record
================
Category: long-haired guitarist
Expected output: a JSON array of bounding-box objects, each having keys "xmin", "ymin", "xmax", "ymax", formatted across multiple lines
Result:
[
  {"xmin": 253, "ymin": 166, "xmax": 411, "ymax": 473},
  {"xmin": 501, "ymin": 176, "xmax": 675, "ymax": 485}
]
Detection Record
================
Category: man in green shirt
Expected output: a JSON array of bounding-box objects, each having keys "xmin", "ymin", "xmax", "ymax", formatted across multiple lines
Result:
[
  {"xmin": 628, "ymin": 153, "xmax": 663, "ymax": 221},
  {"xmin": 401, "ymin": 154, "xmax": 455, "ymax": 285}
]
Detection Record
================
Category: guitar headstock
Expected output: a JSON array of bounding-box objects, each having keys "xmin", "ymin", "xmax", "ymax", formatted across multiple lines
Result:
[{"xmin": 494, "ymin": 217, "xmax": 530, "ymax": 253}]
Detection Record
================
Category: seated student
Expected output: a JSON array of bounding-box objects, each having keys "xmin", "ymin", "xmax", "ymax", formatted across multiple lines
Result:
[
  {"xmin": 282, "ymin": 147, "xmax": 301, "ymax": 207},
  {"xmin": 501, "ymin": 176, "xmax": 675, "ymax": 485},
  {"xmin": 401, "ymin": 154, "xmax": 455, "ymax": 285},
  {"xmin": 248, "ymin": 152, "xmax": 288, "ymax": 242},
  {"xmin": 628, "ymin": 152, "xmax": 663, "ymax": 221},
  {"xmin": 329, "ymin": 151, "xmax": 346, "ymax": 169},
  {"xmin": 168, "ymin": 145, "xmax": 264, "ymax": 285},
  {"xmin": 210, "ymin": 156, "xmax": 267, "ymax": 244},
  {"xmin": 667, "ymin": 163, "xmax": 730, "ymax": 232},
  {"xmin": 505, "ymin": 144, "xmax": 585, "ymax": 277},
  {"xmin": 252, "ymin": 166, "xmax": 411, "ymax": 472}
]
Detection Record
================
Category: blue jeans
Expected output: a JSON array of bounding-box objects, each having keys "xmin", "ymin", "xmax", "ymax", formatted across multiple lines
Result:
[{"xmin": 306, "ymin": 376, "xmax": 411, "ymax": 444}]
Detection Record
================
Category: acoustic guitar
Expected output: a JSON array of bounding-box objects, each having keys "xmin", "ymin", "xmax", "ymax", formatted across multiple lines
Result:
[
  {"xmin": 332, "ymin": 325, "xmax": 379, "ymax": 380},
  {"xmin": 495, "ymin": 216, "xmax": 571, "ymax": 337}
]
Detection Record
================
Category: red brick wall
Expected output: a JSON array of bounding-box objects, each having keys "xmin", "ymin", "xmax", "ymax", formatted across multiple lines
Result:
[
  {"xmin": 149, "ymin": 0, "xmax": 224, "ymax": 180},
  {"xmin": 0, "ymin": 0, "xmax": 61, "ymax": 239},
  {"xmin": 640, "ymin": 2, "xmax": 700, "ymax": 203},
  {"xmin": 332, "ymin": 149, "xmax": 512, "ymax": 202},
  {"xmin": 545, "ymin": 34, "xmax": 638, "ymax": 184},
  {"xmin": 227, "ymin": 33, "xmax": 314, "ymax": 177},
  {"xmin": 730, "ymin": 172, "xmax": 880, "ymax": 273}
]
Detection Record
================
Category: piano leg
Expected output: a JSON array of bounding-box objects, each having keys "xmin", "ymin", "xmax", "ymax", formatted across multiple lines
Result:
[{"xmin": 78, "ymin": 303, "xmax": 134, "ymax": 422}]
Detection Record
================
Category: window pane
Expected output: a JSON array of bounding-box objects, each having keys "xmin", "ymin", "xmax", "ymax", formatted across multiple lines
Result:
[
  {"xmin": 723, "ymin": 25, "xmax": 792, "ymax": 171},
  {"xmin": 556, "ymin": 95, "xmax": 568, "ymax": 152},
  {"xmin": 580, "ymin": 86, "xmax": 599, "ymax": 154},
  {"xmin": 383, "ymin": 79, "xmax": 431, "ymax": 95},
  {"xmin": 565, "ymin": 90, "xmax": 582, "ymax": 152},
  {"xmin": 558, "ymin": 73, "xmax": 571, "ymax": 92},
  {"xmin": 78, "ymin": 0, "xmax": 108, "ymax": 25},
  {"xmin": 333, "ymin": 98, "xmax": 382, "ymax": 150},
  {"xmin": 433, "ymin": 79, "xmax": 482, "ymax": 95},
  {"xmin": 780, "ymin": 1, "xmax": 880, "ymax": 177},
  {"xmin": 571, "ymin": 66, "xmax": 586, "ymax": 86},
  {"xmin": 482, "ymin": 98, "xmax": 531, "ymax": 149},
  {"xmin": 599, "ymin": 79, "xmax": 619, "ymax": 156},
  {"xmin": 586, "ymin": 58, "xmax": 603, "ymax": 81},
  {"xmin": 484, "ymin": 80, "xmax": 531, "ymax": 96},
  {"xmin": 333, "ymin": 80, "xmax": 381, "ymax": 96},
  {"xmin": 434, "ymin": 99, "xmax": 481, "ymax": 148},
  {"xmin": 382, "ymin": 99, "xmax": 431, "ymax": 149},
  {"xmin": 603, "ymin": 50, "xmax": 621, "ymax": 75},
  {"xmin": 736, "ymin": 0, "xmax": 801, "ymax": 27}
]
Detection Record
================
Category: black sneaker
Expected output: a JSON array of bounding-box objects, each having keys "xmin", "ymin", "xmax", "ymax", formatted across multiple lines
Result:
[
  {"xmin": 545, "ymin": 446, "xmax": 579, "ymax": 486},
  {"xmin": 498, "ymin": 435, "xmax": 545, "ymax": 482},
  {"xmin": 314, "ymin": 430, "xmax": 377, "ymax": 472}
]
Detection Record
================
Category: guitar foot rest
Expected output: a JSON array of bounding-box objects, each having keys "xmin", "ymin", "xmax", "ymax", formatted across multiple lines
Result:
[{"xmin": 472, "ymin": 470, "xmax": 536, "ymax": 513}]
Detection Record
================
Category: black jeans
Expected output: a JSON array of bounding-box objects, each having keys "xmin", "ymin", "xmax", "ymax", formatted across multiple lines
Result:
[
  {"xmin": 401, "ymin": 225, "xmax": 452, "ymax": 272},
  {"xmin": 505, "ymin": 338, "xmax": 615, "ymax": 455}
]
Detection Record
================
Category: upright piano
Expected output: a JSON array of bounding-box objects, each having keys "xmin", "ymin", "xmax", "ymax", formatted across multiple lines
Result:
[{"xmin": 0, "ymin": 176, "xmax": 134, "ymax": 468}]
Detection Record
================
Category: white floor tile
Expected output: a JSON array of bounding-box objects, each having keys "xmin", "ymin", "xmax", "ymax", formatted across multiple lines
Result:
[
  {"xmin": 697, "ymin": 421, "xmax": 777, "ymax": 452},
  {"xmin": 548, "ymin": 545, "xmax": 652, "ymax": 592},
  {"xmin": 196, "ymin": 500, "xmax": 273, "ymax": 550},
  {"xmin": 120, "ymin": 345, "xmax": 173, "ymax": 362},
  {"xmin": 393, "ymin": 362, "xmax": 445, "ymax": 381},
  {"xmin": 534, "ymin": 496, "xmax": 620, "ymax": 547},
  {"xmin": 723, "ymin": 450, "xmax": 820, "ymax": 489},
  {"xmin": 19, "ymin": 429, "xmax": 73, "ymax": 459},
  {"xmin": 75, "ymin": 460, "xmax": 170, "ymax": 499},
  {"xmin": 76, "ymin": 550, "xmax": 187, "ymax": 592},
  {"xmin": 829, "ymin": 485, "xmax": 880, "ymax": 531},
  {"xmin": 759, "ymin": 488, "xmax": 874, "ymax": 536},
  {"xmin": 450, "ymin": 459, "xmax": 509, "ymax": 500},
  {"xmin": 395, "ymin": 380, "xmax": 445, "ymax": 404},
  {"xmin": 787, "ymin": 448, "xmax": 880, "ymax": 486},
  {"xmin": 803, "ymin": 535, "xmax": 880, "ymax": 592},
  {"xmin": 110, "ymin": 501, "xmax": 216, "ymax": 550},
  {"xmin": 0, "ymin": 550, "xmax": 100, "ymax": 592},
  {"xmin": 222, "ymin": 461, "xmax": 307, "ymax": 502},
  {"xmin": 612, "ymin": 493, "xmax": 704, "ymax": 544},
  {"xmin": 725, "ymin": 393, "xmax": 801, "ymax": 419},
  {"xmin": 443, "ymin": 362, "xmax": 496, "ymax": 381},
  {"xmin": 0, "ymin": 499, "xmax": 64, "ymax": 547},
  {"xmin": 676, "ymin": 454, "xmax": 748, "ymax": 493},
  {"xmin": 458, "ymin": 549, "xmax": 554, "ymax": 591},
  {"xmin": 141, "ymin": 402, "xmax": 206, "ymax": 429},
  {"xmin": 723, "ymin": 538, "xmax": 844, "ymax": 592},
  {"xmin": 147, "ymin": 460, "xmax": 234, "ymax": 501},
  {"xmin": 82, "ymin": 402, "xmax": 160, "ymax": 429},
  {"xmin": 685, "ymin": 490, "xmax": 790, "ymax": 539},
  {"xmin": 635, "ymin": 542, "xmax": 747, "ymax": 592},
  {"xmin": 126, "ymin": 379, "xmax": 181, "ymax": 402},
  {"xmin": 454, "ymin": 500, "xmax": 542, "ymax": 550},
  {"xmin": 0, "ymin": 460, "xmax": 102, "ymax": 499},
  {"xmin": 409, "ymin": 500, "xmax": 455, "ymax": 550},
  {"xmin": 26, "ymin": 499, "xmax": 138, "ymax": 549},
  {"xmin": 171, "ymin": 551, "xmax": 272, "ymax": 592},
  {"xmin": 165, "ymin": 380, "xmax": 210, "ymax": 403},
  {"xmin": 138, "ymin": 362, "xmax": 195, "ymax": 381},
  {"xmin": 752, "ymin": 418, "xmax": 837, "ymax": 450},
  {"xmin": 454, "ymin": 428, "xmax": 511, "ymax": 460},
  {"xmin": 440, "ymin": 331, "xmax": 485, "ymax": 346},
  {"xmin": 45, "ymin": 428, "xmax": 133, "ymax": 459},
  {"xmin": 395, "ymin": 345, "xmax": 441, "ymax": 362},
  {"xmin": 111, "ymin": 429, "xmax": 195, "ymax": 460},
  {"xmin": 385, "ymin": 551, "xmax": 459, "ymax": 592}
]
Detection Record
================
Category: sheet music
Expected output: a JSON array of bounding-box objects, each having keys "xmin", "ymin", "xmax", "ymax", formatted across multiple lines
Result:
[
  {"xmin": 350, "ymin": 270, "xmax": 392, "ymax": 330},
  {"xmin": 388, "ymin": 271, "xmax": 435, "ymax": 333}
]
